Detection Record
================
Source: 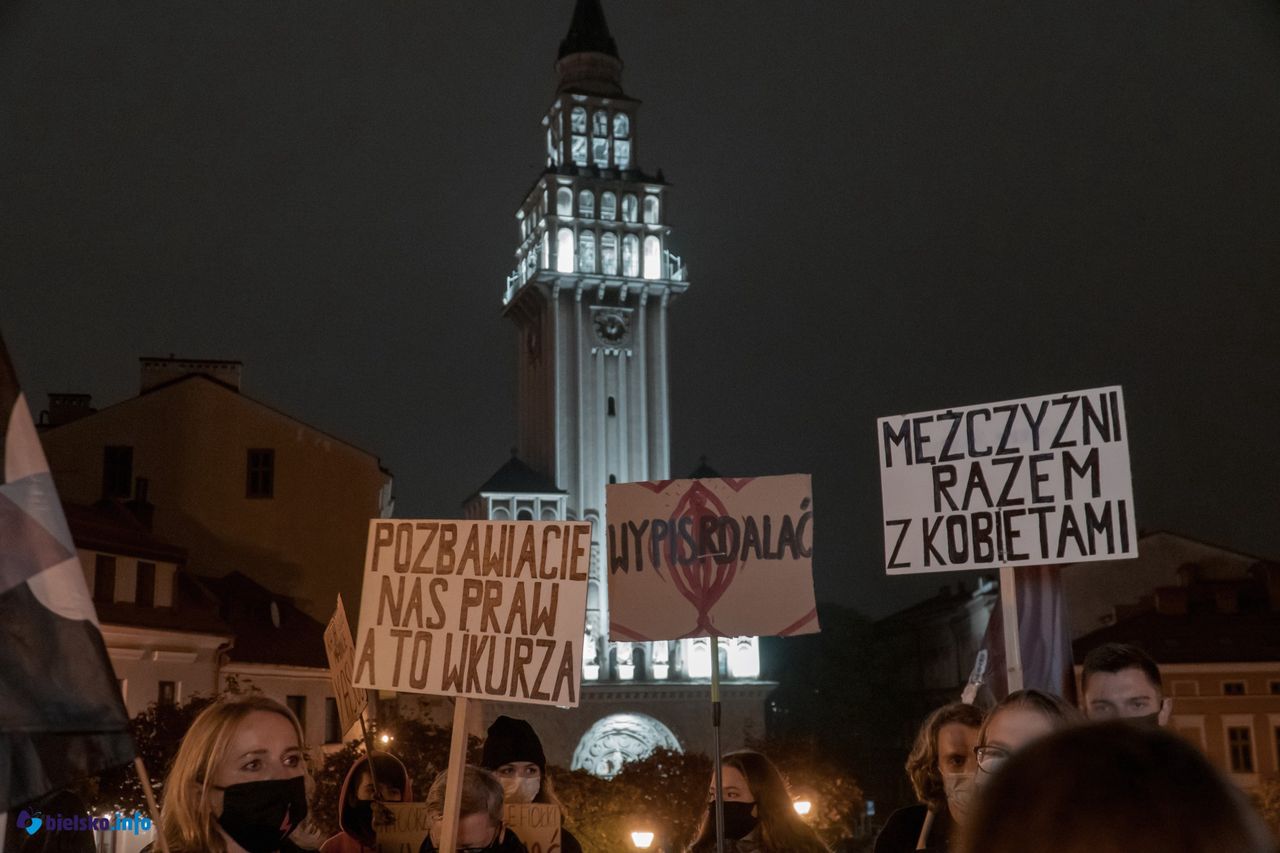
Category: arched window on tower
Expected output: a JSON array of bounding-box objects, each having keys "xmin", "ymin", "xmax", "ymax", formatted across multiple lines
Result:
[
  {"xmin": 578, "ymin": 231, "xmax": 597, "ymax": 273},
  {"xmin": 540, "ymin": 232, "xmax": 549, "ymax": 269},
  {"xmin": 601, "ymin": 232, "xmax": 618, "ymax": 275},
  {"xmin": 607, "ymin": 396, "xmax": 616, "ymax": 416},
  {"xmin": 621, "ymin": 194, "xmax": 638, "ymax": 223},
  {"xmin": 615, "ymin": 139, "xmax": 631, "ymax": 169},
  {"xmin": 643, "ymin": 195, "xmax": 660, "ymax": 224},
  {"xmin": 643, "ymin": 236, "xmax": 662, "ymax": 280},
  {"xmin": 557, "ymin": 187, "xmax": 573, "ymax": 217},
  {"xmin": 593, "ymin": 110, "xmax": 609, "ymax": 137},
  {"xmin": 557, "ymin": 228, "xmax": 575, "ymax": 273},
  {"xmin": 578, "ymin": 190, "xmax": 595, "ymax": 219},
  {"xmin": 600, "ymin": 192, "xmax": 617, "ymax": 221},
  {"xmin": 546, "ymin": 128, "xmax": 557, "ymax": 166},
  {"xmin": 613, "ymin": 113, "xmax": 630, "ymax": 138},
  {"xmin": 622, "ymin": 234, "xmax": 639, "ymax": 277},
  {"xmin": 570, "ymin": 106, "xmax": 587, "ymax": 133}
]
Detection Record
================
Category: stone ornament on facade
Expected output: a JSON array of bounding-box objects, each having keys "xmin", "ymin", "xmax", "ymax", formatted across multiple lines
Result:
[{"xmin": 570, "ymin": 712, "xmax": 682, "ymax": 778}]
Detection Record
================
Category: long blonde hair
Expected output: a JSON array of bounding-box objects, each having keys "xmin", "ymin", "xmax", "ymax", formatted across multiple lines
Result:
[{"xmin": 159, "ymin": 696, "xmax": 306, "ymax": 853}]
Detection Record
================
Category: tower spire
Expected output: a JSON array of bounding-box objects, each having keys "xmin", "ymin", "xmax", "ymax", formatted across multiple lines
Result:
[{"xmin": 556, "ymin": 0, "xmax": 624, "ymax": 96}]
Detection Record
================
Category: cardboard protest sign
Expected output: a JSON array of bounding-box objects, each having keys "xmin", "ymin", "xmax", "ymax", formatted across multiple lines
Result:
[
  {"xmin": 503, "ymin": 804, "xmax": 561, "ymax": 853},
  {"xmin": 606, "ymin": 475, "xmax": 818, "ymax": 641},
  {"xmin": 352, "ymin": 520, "xmax": 591, "ymax": 707},
  {"xmin": 376, "ymin": 803, "xmax": 431, "ymax": 853},
  {"xmin": 323, "ymin": 595, "xmax": 368, "ymax": 738},
  {"xmin": 878, "ymin": 386, "xmax": 1137, "ymax": 574}
]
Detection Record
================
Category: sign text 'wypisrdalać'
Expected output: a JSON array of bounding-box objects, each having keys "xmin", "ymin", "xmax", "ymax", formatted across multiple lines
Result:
[
  {"xmin": 878, "ymin": 386, "xmax": 1137, "ymax": 574},
  {"xmin": 352, "ymin": 521, "xmax": 590, "ymax": 707}
]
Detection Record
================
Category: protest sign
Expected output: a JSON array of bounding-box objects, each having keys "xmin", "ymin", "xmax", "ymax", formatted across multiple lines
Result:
[
  {"xmin": 606, "ymin": 475, "xmax": 818, "ymax": 641},
  {"xmin": 352, "ymin": 520, "xmax": 591, "ymax": 707},
  {"xmin": 878, "ymin": 386, "xmax": 1137, "ymax": 575},
  {"xmin": 376, "ymin": 803, "xmax": 431, "ymax": 853},
  {"xmin": 504, "ymin": 804, "xmax": 561, "ymax": 853},
  {"xmin": 323, "ymin": 595, "xmax": 368, "ymax": 738}
]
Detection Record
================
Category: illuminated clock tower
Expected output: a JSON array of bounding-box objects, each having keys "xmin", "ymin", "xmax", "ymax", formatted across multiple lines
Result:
[{"xmin": 463, "ymin": 0, "xmax": 767, "ymax": 777}]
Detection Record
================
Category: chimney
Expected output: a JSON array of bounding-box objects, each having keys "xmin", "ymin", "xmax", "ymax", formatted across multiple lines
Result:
[
  {"xmin": 43, "ymin": 393, "xmax": 95, "ymax": 427},
  {"xmin": 126, "ymin": 477, "xmax": 154, "ymax": 530},
  {"xmin": 1154, "ymin": 586, "xmax": 1188, "ymax": 615},
  {"xmin": 140, "ymin": 357, "xmax": 242, "ymax": 393}
]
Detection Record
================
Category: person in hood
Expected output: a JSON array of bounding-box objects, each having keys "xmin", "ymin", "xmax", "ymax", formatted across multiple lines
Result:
[
  {"xmin": 687, "ymin": 750, "xmax": 828, "ymax": 853},
  {"xmin": 417, "ymin": 766, "xmax": 527, "ymax": 853},
  {"xmin": 480, "ymin": 716, "xmax": 582, "ymax": 853},
  {"xmin": 153, "ymin": 696, "xmax": 310, "ymax": 853},
  {"xmin": 874, "ymin": 702, "xmax": 984, "ymax": 853},
  {"xmin": 321, "ymin": 751, "xmax": 412, "ymax": 853}
]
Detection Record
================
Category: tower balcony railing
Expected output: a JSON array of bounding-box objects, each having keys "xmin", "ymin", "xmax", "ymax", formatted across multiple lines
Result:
[
  {"xmin": 664, "ymin": 250, "xmax": 687, "ymax": 282},
  {"xmin": 504, "ymin": 269, "xmax": 522, "ymax": 304}
]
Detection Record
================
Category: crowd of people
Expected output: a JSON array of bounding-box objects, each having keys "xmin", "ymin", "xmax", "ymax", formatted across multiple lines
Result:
[
  {"xmin": 26, "ymin": 642, "xmax": 1271, "ymax": 853},
  {"xmin": 874, "ymin": 642, "xmax": 1275, "ymax": 853}
]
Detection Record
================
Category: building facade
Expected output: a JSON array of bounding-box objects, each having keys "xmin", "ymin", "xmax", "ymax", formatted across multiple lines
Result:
[
  {"xmin": 41, "ymin": 356, "xmax": 394, "ymax": 621},
  {"xmin": 455, "ymin": 0, "xmax": 769, "ymax": 773}
]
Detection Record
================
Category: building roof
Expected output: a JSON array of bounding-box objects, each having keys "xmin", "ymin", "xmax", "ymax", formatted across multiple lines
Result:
[
  {"xmin": 558, "ymin": 0, "xmax": 619, "ymax": 60},
  {"xmin": 64, "ymin": 500, "xmax": 187, "ymax": 564},
  {"xmin": 96, "ymin": 571, "xmax": 233, "ymax": 636},
  {"xmin": 194, "ymin": 572, "xmax": 330, "ymax": 669},
  {"xmin": 473, "ymin": 454, "xmax": 565, "ymax": 497}
]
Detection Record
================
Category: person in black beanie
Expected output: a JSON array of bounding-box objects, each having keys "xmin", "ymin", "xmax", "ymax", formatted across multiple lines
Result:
[{"xmin": 481, "ymin": 716, "xmax": 583, "ymax": 853}]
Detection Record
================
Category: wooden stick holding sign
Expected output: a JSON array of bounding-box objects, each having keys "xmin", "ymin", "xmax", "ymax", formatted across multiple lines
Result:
[
  {"xmin": 352, "ymin": 520, "xmax": 591, "ymax": 853},
  {"xmin": 998, "ymin": 566, "xmax": 1024, "ymax": 692},
  {"xmin": 325, "ymin": 597, "xmax": 386, "ymax": 807}
]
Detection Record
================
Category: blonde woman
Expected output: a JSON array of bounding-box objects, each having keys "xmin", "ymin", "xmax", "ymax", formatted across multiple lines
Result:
[{"xmin": 151, "ymin": 695, "xmax": 310, "ymax": 853}]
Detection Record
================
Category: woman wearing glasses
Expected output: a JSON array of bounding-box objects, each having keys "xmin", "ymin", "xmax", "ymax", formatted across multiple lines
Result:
[{"xmin": 973, "ymin": 690, "xmax": 1081, "ymax": 785}]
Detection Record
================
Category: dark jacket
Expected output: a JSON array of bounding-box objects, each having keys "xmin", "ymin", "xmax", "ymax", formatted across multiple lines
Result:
[
  {"xmin": 322, "ymin": 752, "xmax": 414, "ymax": 853},
  {"xmin": 873, "ymin": 804, "xmax": 955, "ymax": 853}
]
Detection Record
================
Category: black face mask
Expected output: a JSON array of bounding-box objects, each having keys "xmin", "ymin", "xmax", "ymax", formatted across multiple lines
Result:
[
  {"xmin": 216, "ymin": 776, "xmax": 309, "ymax": 853},
  {"xmin": 1126, "ymin": 710, "xmax": 1163, "ymax": 729},
  {"xmin": 707, "ymin": 800, "xmax": 758, "ymax": 841},
  {"xmin": 348, "ymin": 799, "xmax": 375, "ymax": 840}
]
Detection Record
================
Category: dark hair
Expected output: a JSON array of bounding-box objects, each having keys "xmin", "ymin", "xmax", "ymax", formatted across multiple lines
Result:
[
  {"xmin": 1080, "ymin": 642, "xmax": 1163, "ymax": 694},
  {"xmin": 687, "ymin": 750, "xmax": 829, "ymax": 853},
  {"xmin": 905, "ymin": 702, "xmax": 984, "ymax": 810},
  {"xmin": 959, "ymin": 722, "xmax": 1275, "ymax": 853},
  {"xmin": 347, "ymin": 753, "xmax": 409, "ymax": 804},
  {"xmin": 977, "ymin": 689, "xmax": 1081, "ymax": 747}
]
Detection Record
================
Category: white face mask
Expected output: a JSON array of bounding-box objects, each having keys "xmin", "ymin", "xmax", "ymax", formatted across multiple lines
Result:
[
  {"xmin": 499, "ymin": 775, "xmax": 541, "ymax": 805},
  {"xmin": 942, "ymin": 772, "xmax": 976, "ymax": 823}
]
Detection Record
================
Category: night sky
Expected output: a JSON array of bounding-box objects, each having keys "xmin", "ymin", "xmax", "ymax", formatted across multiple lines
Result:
[{"xmin": 3, "ymin": 1, "xmax": 1278, "ymax": 618}]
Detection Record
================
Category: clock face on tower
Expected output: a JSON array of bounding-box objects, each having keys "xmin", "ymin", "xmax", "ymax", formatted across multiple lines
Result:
[{"xmin": 593, "ymin": 312, "xmax": 629, "ymax": 344}]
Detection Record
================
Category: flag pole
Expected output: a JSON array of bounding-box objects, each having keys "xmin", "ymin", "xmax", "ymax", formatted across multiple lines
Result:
[
  {"xmin": 134, "ymin": 756, "xmax": 171, "ymax": 853},
  {"xmin": 999, "ymin": 565, "xmax": 1024, "ymax": 693},
  {"xmin": 709, "ymin": 638, "xmax": 725, "ymax": 853}
]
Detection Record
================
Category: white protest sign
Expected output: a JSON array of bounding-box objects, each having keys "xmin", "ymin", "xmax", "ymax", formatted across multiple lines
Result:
[
  {"xmin": 878, "ymin": 386, "xmax": 1137, "ymax": 574},
  {"xmin": 352, "ymin": 520, "xmax": 590, "ymax": 707},
  {"xmin": 503, "ymin": 804, "xmax": 561, "ymax": 853},
  {"xmin": 376, "ymin": 803, "xmax": 431, "ymax": 853},
  {"xmin": 606, "ymin": 475, "xmax": 819, "ymax": 641},
  {"xmin": 323, "ymin": 595, "xmax": 368, "ymax": 739}
]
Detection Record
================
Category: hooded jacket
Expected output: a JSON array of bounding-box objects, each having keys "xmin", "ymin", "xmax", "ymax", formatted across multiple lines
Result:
[{"xmin": 321, "ymin": 752, "xmax": 413, "ymax": 853}]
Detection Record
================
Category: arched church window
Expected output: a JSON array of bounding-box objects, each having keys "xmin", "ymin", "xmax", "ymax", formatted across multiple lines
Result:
[
  {"xmin": 643, "ymin": 195, "xmax": 660, "ymax": 224},
  {"xmin": 517, "ymin": 508, "xmax": 533, "ymax": 521},
  {"xmin": 615, "ymin": 140, "xmax": 631, "ymax": 169},
  {"xmin": 643, "ymin": 236, "xmax": 661, "ymax": 280},
  {"xmin": 613, "ymin": 113, "xmax": 630, "ymax": 138},
  {"xmin": 593, "ymin": 110, "xmax": 609, "ymax": 136},
  {"xmin": 557, "ymin": 187, "xmax": 573, "ymax": 217},
  {"xmin": 571, "ymin": 136, "xmax": 588, "ymax": 167},
  {"xmin": 557, "ymin": 228, "xmax": 575, "ymax": 273},
  {"xmin": 607, "ymin": 396, "xmax": 616, "ymax": 416},
  {"xmin": 600, "ymin": 192, "xmax": 617, "ymax": 221},
  {"xmin": 621, "ymin": 194, "xmax": 638, "ymax": 223},
  {"xmin": 570, "ymin": 107, "xmax": 587, "ymax": 133},
  {"xmin": 578, "ymin": 231, "xmax": 597, "ymax": 273},
  {"xmin": 579, "ymin": 190, "xmax": 595, "ymax": 219},
  {"xmin": 622, "ymin": 234, "xmax": 639, "ymax": 277},
  {"xmin": 609, "ymin": 474, "xmax": 617, "ymax": 484},
  {"xmin": 600, "ymin": 232, "xmax": 618, "ymax": 275}
]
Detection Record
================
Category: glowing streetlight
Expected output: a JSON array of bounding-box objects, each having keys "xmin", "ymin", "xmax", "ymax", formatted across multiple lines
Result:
[
  {"xmin": 793, "ymin": 799, "xmax": 812, "ymax": 817},
  {"xmin": 379, "ymin": 733, "xmax": 393, "ymax": 744},
  {"xmin": 630, "ymin": 830, "xmax": 655, "ymax": 849}
]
